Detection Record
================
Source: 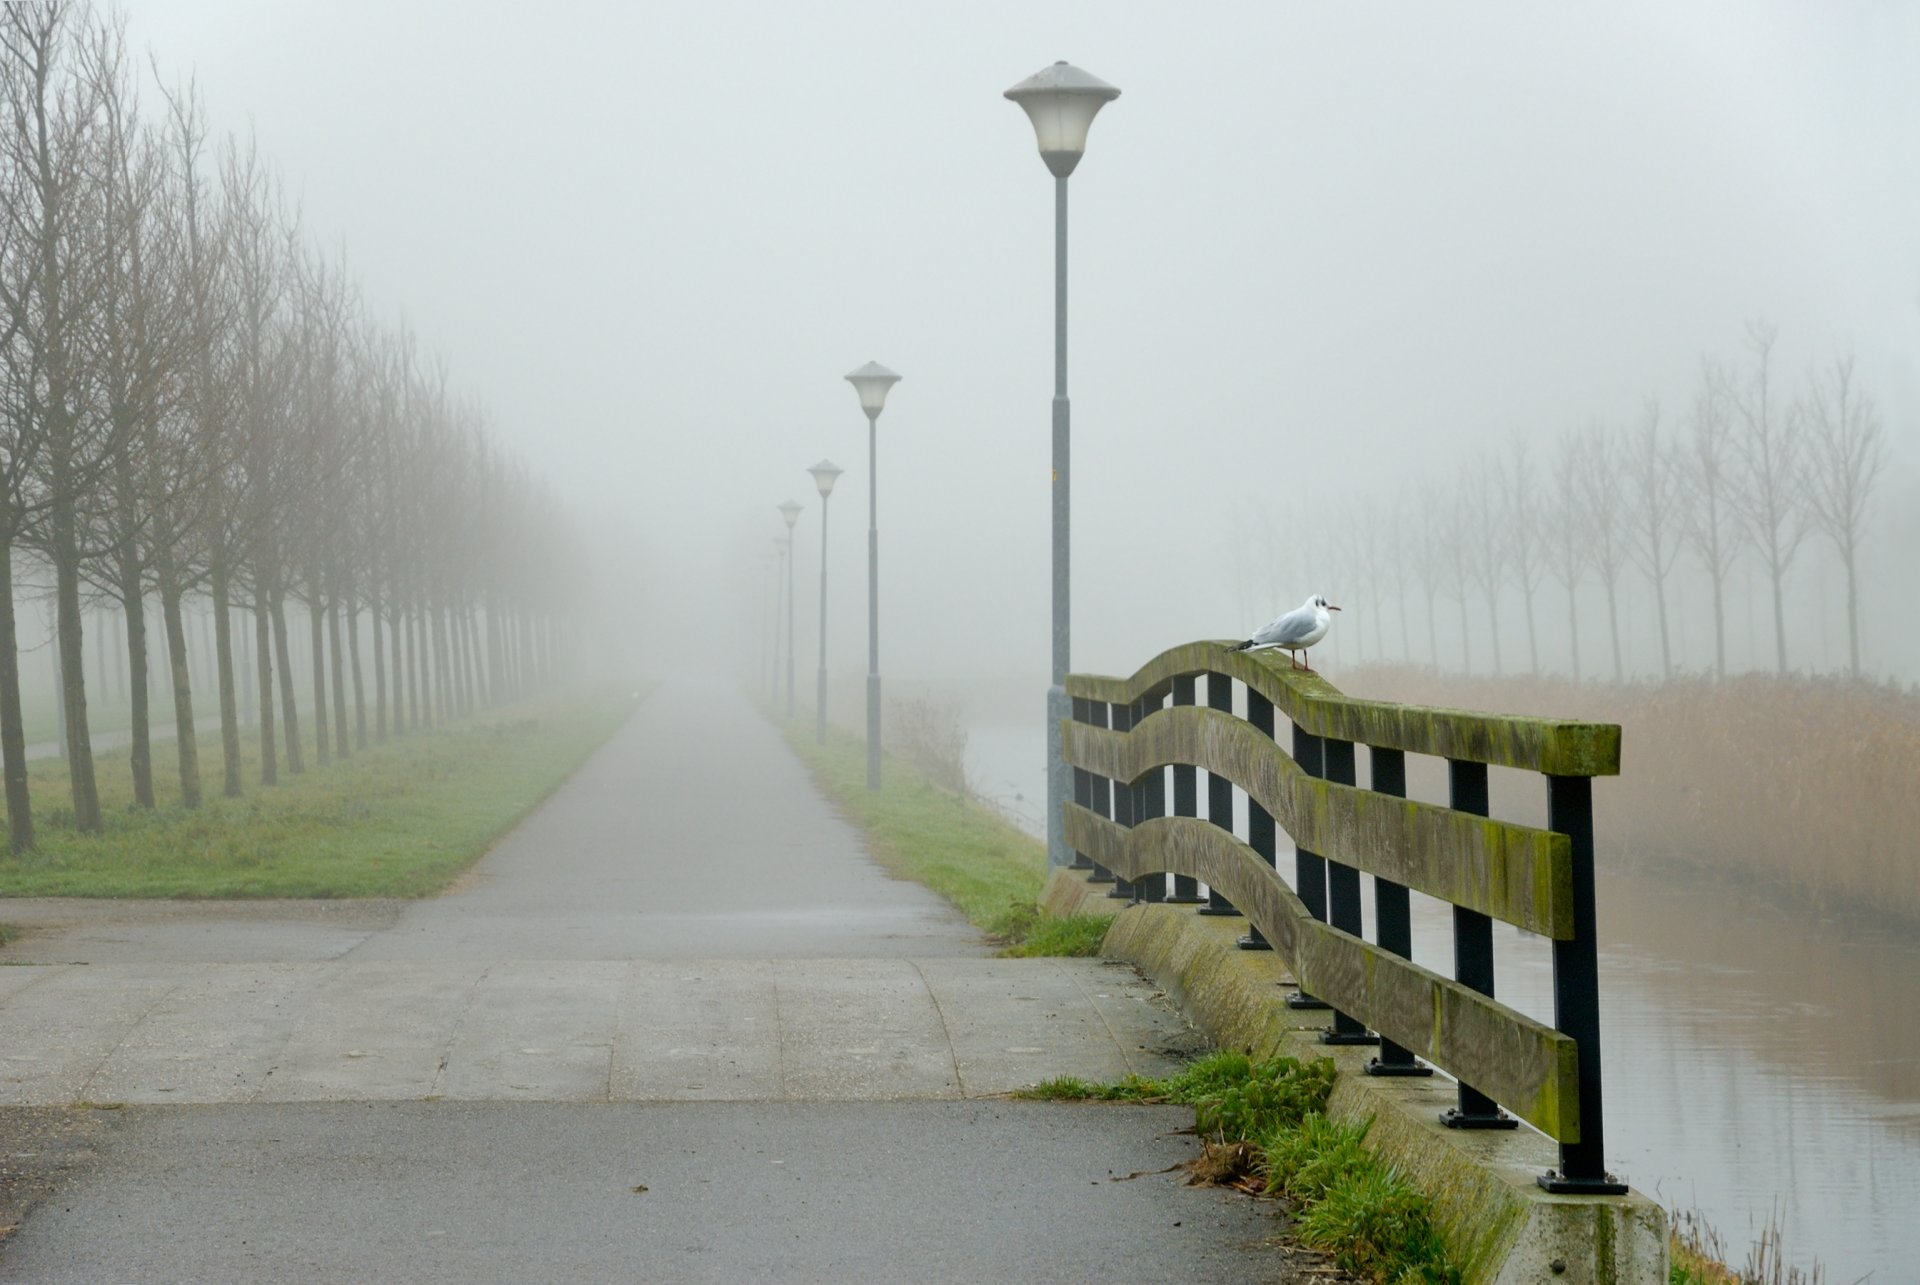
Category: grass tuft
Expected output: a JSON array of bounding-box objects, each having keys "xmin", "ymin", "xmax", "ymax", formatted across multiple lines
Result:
[{"xmin": 1028, "ymin": 1052, "xmax": 1457, "ymax": 1284}]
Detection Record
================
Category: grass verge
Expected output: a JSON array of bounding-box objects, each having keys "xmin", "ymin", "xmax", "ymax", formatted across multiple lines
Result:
[
  {"xmin": 0, "ymin": 689, "xmax": 641, "ymax": 898},
  {"xmin": 775, "ymin": 716, "xmax": 1112, "ymax": 956},
  {"xmin": 1019, "ymin": 1052, "xmax": 1458, "ymax": 1283}
]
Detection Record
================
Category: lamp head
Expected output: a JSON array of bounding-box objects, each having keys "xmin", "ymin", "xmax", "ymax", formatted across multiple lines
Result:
[
  {"xmin": 778, "ymin": 500, "xmax": 803, "ymax": 530},
  {"xmin": 1004, "ymin": 61, "xmax": 1120, "ymax": 179},
  {"xmin": 808, "ymin": 459, "xmax": 843, "ymax": 498},
  {"xmin": 844, "ymin": 361, "xmax": 901, "ymax": 422}
]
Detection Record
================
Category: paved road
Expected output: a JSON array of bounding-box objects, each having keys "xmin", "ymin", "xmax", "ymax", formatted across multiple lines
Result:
[{"xmin": 0, "ymin": 677, "xmax": 1297, "ymax": 1282}]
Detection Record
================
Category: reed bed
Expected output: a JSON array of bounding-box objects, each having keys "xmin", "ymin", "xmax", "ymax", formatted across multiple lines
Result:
[{"xmin": 1345, "ymin": 666, "xmax": 1920, "ymax": 925}]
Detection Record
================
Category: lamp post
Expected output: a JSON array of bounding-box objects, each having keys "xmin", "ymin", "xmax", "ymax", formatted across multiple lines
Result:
[
  {"xmin": 1006, "ymin": 60, "xmax": 1120, "ymax": 869},
  {"xmin": 808, "ymin": 460, "xmax": 844, "ymax": 743},
  {"xmin": 772, "ymin": 536, "xmax": 790, "ymax": 704},
  {"xmin": 760, "ymin": 551, "xmax": 778, "ymax": 701},
  {"xmin": 778, "ymin": 500, "xmax": 803, "ymax": 718},
  {"xmin": 845, "ymin": 361, "xmax": 900, "ymax": 790}
]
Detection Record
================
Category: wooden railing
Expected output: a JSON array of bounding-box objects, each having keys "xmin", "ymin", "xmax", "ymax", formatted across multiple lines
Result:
[{"xmin": 1061, "ymin": 641, "xmax": 1627, "ymax": 1193}]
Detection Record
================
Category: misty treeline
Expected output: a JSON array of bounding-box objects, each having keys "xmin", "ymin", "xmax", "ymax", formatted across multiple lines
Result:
[
  {"xmin": 0, "ymin": 3, "xmax": 582, "ymax": 850},
  {"xmin": 1234, "ymin": 319, "xmax": 1893, "ymax": 684}
]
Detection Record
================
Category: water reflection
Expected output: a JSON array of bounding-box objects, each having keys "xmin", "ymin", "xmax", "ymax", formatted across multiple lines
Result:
[{"xmin": 969, "ymin": 723, "xmax": 1918, "ymax": 1280}]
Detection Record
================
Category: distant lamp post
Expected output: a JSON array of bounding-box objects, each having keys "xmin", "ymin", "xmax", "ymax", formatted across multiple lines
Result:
[
  {"xmin": 845, "ymin": 361, "xmax": 900, "ymax": 790},
  {"xmin": 778, "ymin": 500, "xmax": 803, "ymax": 718},
  {"xmin": 807, "ymin": 460, "xmax": 844, "ymax": 744},
  {"xmin": 1005, "ymin": 60, "xmax": 1119, "ymax": 869},
  {"xmin": 772, "ymin": 536, "xmax": 790, "ymax": 704}
]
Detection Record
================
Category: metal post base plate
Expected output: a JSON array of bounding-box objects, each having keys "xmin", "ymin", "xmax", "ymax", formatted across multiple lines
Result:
[
  {"xmin": 1163, "ymin": 893, "xmax": 1204, "ymax": 905},
  {"xmin": 1440, "ymin": 1108, "xmax": 1519, "ymax": 1131},
  {"xmin": 1320, "ymin": 1029, "xmax": 1382, "ymax": 1047},
  {"xmin": 1365, "ymin": 1058, "xmax": 1434, "ymax": 1078},
  {"xmin": 1285, "ymin": 991, "xmax": 1331, "ymax": 1011},
  {"xmin": 1236, "ymin": 933, "xmax": 1272, "ymax": 952},
  {"xmin": 1195, "ymin": 904, "xmax": 1243, "ymax": 917},
  {"xmin": 1537, "ymin": 1170, "xmax": 1628, "ymax": 1196},
  {"xmin": 1085, "ymin": 871, "xmax": 1116, "ymax": 885},
  {"xmin": 1068, "ymin": 855, "xmax": 1093, "ymax": 870}
]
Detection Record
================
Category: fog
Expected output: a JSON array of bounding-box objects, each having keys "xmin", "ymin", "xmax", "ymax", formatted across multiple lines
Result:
[{"xmin": 130, "ymin": 1, "xmax": 1920, "ymax": 691}]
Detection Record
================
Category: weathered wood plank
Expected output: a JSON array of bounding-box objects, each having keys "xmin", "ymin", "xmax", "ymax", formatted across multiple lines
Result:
[
  {"xmin": 1066, "ymin": 805, "xmax": 1581, "ymax": 1142},
  {"xmin": 1062, "ymin": 707, "xmax": 1573, "ymax": 938},
  {"xmin": 1065, "ymin": 641, "xmax": 1620, "ymax": 776}
]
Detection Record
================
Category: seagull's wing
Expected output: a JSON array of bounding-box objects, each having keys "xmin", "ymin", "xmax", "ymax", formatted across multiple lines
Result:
[{"xmin": 1249, "ymin": 605, "xmax": 1315, "ymax": 647}]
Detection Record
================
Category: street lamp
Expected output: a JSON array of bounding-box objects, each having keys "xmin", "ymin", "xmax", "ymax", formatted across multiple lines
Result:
[
  {"xmin": 845, "ymin": 360, "xmax": 900, "ymax": 790},
  {"xmin": 807, "ymin": 460, "xmax": 844, "ymax": 744},
  {"xmin": 1006, "ymin": 60, "xmax": 1120, "ymax": 869},
  {"xmin": 778, "ymin": 500, "xmax": 803, "ymax": 718}
]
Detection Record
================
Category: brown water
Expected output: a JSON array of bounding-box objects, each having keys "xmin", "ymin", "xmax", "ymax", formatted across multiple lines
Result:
[{"xmin": 969, "ymin": 725, "xmax": 1920, "ymax": 1281}]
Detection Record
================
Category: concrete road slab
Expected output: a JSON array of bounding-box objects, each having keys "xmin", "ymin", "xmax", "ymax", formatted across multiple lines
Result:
[
  {"xmin": 434, "ymin": 960, "xmax": 623, "ymax": 1101},
  {"xmin": 0, "ymin": 1101, "xmax": 1292, "ymax": 1284},
  {"xmin": 610, "ymin": 960, "xmax": 784, "ymax": 1100}
]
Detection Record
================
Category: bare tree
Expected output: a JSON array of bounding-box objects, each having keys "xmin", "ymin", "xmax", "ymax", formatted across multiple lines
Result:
[
  {"xmin": 1461, "ymin": 458, "xmax": 1506, "ymax": 675},
  {"xmin": 1721, "ymin": 320, "xmax": 1809, "ymax": 674},
  {"xmin": 1545, "ymin": 433, "xmax": 1588, "ymax": 681},
  {"xmin": 1679, "ymin": 367, "xmax": 1740, "ymax": 679},
  {"xmin": 1802, "ymin": 352, "xmax": 1889, "ymax": 677},
  {"xmin": 1497, "ymin": 434, "xmax": 1547, "ymax": 675},
  {"xmin": 1623, "ymin": 398, "xmax": 1683, "ymax": 679}
]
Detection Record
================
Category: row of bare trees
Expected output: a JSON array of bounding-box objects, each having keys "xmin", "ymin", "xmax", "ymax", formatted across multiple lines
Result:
[
  {"xmin": 1238, "ymin": 320, "xmax": 1892, "ymax": 683},
  {"xmin": 0, "ymin": 2, "xmax": 582, "ymax": 850}
]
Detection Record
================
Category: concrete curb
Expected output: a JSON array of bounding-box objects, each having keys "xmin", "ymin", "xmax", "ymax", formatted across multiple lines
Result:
[{"xmin": 1044, "ymin": 869, "xmax": 1668, "ymax": 1285}]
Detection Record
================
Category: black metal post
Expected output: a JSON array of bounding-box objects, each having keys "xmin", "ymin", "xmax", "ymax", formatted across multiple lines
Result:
[
  {"xmin": 1540, "ymin": 773, "xmax": 1627, "ymax": 1193},
  {"xmin": 1167, "ymin": 676, "xmax": 1203, "ymax": 903},
  {"xmin": 1441, "ymin": 758, "xmax": 1518, "ymax": 1129},
  {"xmin": 1137, "ymin": 697, "xmax": 1166, "ymax": 903},
  {"xmin": 1199, "ymin": 672, "xmax": 1241, "ymax": 917},
  {"xmin": 1365, "ymin": 746, "xmax": 1431, "ymax": 1077},
  {"xmin": 1320, "ymin": 737, "xmax": 1379, "ymax": 1045},
  {"xmin": 1068, "ymin": 696, "xmax": 1094, "ymax": 870},
  {"xmin": 1106, "ymin": 699, "xmax": 1136, "ymax": 900},
  {"xmin": 1086, "ymin": 700, "xmax": 1115, "ymax": 884},
  {"xmin": 1286, "ymin": 722, "xmax": 1331, "ymax": 1010},
  {"xmin": 1239, "ymin": 688, "xmax": 1276, "ymax": 950}
]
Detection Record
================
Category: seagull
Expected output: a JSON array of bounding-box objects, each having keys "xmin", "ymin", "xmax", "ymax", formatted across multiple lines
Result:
[{"xmin": 1230, "ymin": 595, "xmax": 1342, "ymax": 671}]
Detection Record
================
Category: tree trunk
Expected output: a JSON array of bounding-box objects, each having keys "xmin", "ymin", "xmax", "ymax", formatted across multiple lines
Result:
[
  {"xmin": 410, "ymin": 600, "xmax": 428, "ymax": 729},
  {"xmin": 1605, "ymin": 577, "xmax": 1623, "ymax": 683},
  {"xmin": 1708, "ymin": 566, "xmax": 1726, "ymax": 680},
  {"xmin": 1485, "ymin": 594, "xmax": 1503, "ymax": 676},
  {"xmin": 328, "ymin": 594, "xmax": 349, "ymax": 758},
  {"xmin": 255, "ymin": 599, "xmax": 278, "ymax": 785},
  {"xmin": 1843, "ymin": 545, "xmax": 1861, "ymax": 678},
  {"xmin": 1652, "ymin": 573, "xmax": 1673, "ymax": 681},
  {"xmin": 1522, "ymin": 586, "xmax": 1539, "ymax": 675},
  {"xmin": 387, "ymin": 593, "xmax": 404, "ymax": 736},
  {"xmin": 485, "ymin": 599, "xmax": 502, "ymax": 706},
  {"xmin": 347, "ymin": 590, "xmax": 367, "ymax": 750},
  {"xmin": 271, "ymin": 589, "xmax": 304, "ymax": 773},
  {"xmin": 118, "ymin": 559, "xmax": 156, "ymax": 808},
  {"xmin": 1769, "ymin": 560, "xmax": 1789, "ymax": 675},
  {"xmin": 309, "ymin": 587, "xmax": 330, "ymax": 767},
  {"xmin": 432, "ymin": 604, "xmax": 452, "ymax": 721},
  {"xmin": 157, "ymin": 562, "xmax": 202, "ymax": 809},
  {"xmin": 0, "ymin": 542, "xmax": 35, "ymax": 851},
  {"xmin": 1566, "ymin": 585, "xmax": 1582, "ymax": 683},
  {"xmin": 52, "ymin": 502, "xmax": 102, "ymax": 832},
  {"xmin": 211, "ymin": 559, "xmax": 243, "ymax": 797}
]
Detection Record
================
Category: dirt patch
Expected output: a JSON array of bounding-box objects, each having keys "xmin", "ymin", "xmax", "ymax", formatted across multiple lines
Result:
[{"xmin": 0, "ymin": 1106, "xmax": 115, "ymax": 1246}]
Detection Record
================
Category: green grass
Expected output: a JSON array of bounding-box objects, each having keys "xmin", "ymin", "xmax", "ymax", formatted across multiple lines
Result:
[
  {"xmin": 1021, "ymin": 1051, "xmax": 1459, "ymax": 1285},
  {"xmin": 0, "ymin": 689, "xmax": 640, "ymax": 898},
  {"xmin": 777, "ymin": 716, "xmax": 1112, "ymax": 956}
]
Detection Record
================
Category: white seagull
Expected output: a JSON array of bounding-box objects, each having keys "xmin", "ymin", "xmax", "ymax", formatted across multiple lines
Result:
[{"xmin": 1231, "ymin": 595, "xmax": 1342, "ymax": 671}]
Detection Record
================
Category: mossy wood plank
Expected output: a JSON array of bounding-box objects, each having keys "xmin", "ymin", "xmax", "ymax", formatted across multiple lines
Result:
[
  {"xmin": 1065, "ymin": 641, "xmax": 1620, "ymax": 776},
  {"xmin": 1061, "ymin": 708, "xmax": 1573, "ymax": 938},
  {"xmin": 1066, "ymin": 804, "xmax": 1581, "ymax": 1142}
]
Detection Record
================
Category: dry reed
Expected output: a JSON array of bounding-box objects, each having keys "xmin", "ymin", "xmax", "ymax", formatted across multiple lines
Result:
[{"xmin": 1346, "ymin": 665, "xmax": 1920, "ymax": 925}]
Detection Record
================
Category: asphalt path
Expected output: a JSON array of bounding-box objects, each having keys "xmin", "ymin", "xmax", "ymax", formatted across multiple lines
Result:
[{"xmin": 0, "ymin": 677, "xmax": 1304, "ymax": 1282}]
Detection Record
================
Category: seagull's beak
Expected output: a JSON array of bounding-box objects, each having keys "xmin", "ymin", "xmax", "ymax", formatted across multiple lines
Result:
[{"xmin": 1328, "ymin": 604, "xmax": 1342, "ymax": 612}]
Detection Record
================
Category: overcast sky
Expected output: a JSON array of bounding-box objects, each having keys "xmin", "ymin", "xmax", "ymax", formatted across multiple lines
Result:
[{"xmin": 126, "ymin": 1, "xmax": 1920, "ymax": 689}]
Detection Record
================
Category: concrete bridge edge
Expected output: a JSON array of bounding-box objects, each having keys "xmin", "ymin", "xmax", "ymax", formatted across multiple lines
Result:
[{"xmin": 1043, "ymin": 869, "xmax": 1669, "ymax": 1285}]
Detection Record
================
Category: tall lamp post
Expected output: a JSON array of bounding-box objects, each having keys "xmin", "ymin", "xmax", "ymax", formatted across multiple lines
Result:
[
  {"xmin": 844, "ymin": 361, "xmax": 900, "ymax": 790},
  {"xmin": 808, "ymin": 460, "xmax": 844, "ymax": 743},
  {"xmin": 778, "ymin": 500, "xmax": 803, "ymax": 717},
  {"xmin": 1005, "ymin": 61, "xmax": 1120, "ymax": 869}
]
